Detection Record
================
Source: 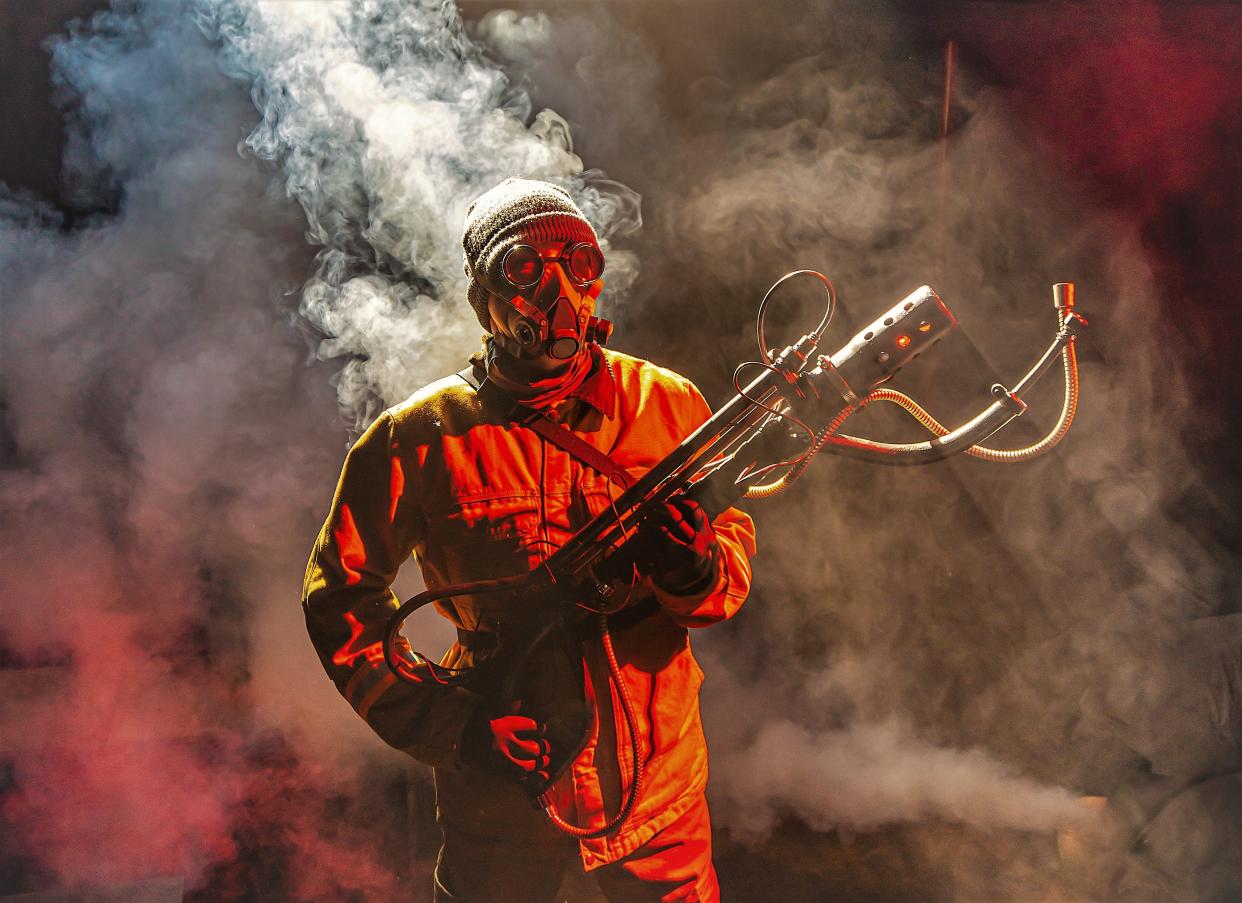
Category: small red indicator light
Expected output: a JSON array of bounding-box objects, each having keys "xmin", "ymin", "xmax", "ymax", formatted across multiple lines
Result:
[{"xmin": 896, "ymin": 334, "xmax": 912, "ymax": 348}]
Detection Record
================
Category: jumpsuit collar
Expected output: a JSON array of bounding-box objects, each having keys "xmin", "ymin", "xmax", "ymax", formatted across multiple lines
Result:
[{"xmin": 472, "ymin": 341, "xmax": 617, "ymax": 419}]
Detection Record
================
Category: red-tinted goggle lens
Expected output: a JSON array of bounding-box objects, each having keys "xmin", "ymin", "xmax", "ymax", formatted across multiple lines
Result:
[
  {"xmin": 565, "ymin": 243, "xmax": 604, "ymax": 284},
  {"xmin": 500, "ymin": 243, "xmax": 604, "ymax": 288},
  {"xmin": 500, "ymin": 245, "xmax": 543, "ymax": 288}
]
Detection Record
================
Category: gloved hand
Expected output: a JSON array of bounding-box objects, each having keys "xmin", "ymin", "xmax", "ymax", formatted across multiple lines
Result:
[
  {"xmin": 461, "ymin": 702, "xmax": 552, "ymax": 783},
  {"xmin": 639, "ymin": 496, "xmax": 719, "ymax": 595}
]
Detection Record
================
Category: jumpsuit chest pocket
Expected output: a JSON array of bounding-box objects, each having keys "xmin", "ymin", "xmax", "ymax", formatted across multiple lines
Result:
[{"xmin": 425, "ymin": 491, "xmax": 543, "ymax": 548}]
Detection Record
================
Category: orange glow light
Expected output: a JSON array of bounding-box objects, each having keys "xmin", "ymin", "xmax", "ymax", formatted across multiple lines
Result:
[
  {"xmin": 896, "ymin": 335, "xmax": 912, "ymax": 348},
  {"xmin": 332, "ymin": 611, "xmax": 386, "ymax": 668},
  {"xmin": 389, "ymin": 457, "xmax": 405, "ymax": 524},
  {"xmin": 332, "ymin": 503, "xmax": 367, "ymax": 586}
]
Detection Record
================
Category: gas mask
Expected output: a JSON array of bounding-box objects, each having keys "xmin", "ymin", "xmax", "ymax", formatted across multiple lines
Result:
[
  {"xmin": 487, "ymin": 239, "xmax": 613, "ymax": 363},
  {"xmin": 463, "ymin": 179, "xmax": 617, "ymax": 368}
]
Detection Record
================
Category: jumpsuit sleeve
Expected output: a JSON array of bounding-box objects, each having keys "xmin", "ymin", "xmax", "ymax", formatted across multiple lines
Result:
[
  {"xmin": 302, "ymin": 411, "xmax": 482, "ymax": 768},
  {"xmin": 651, "ymin": 382, "xmax": 758, "ymax": 629}
]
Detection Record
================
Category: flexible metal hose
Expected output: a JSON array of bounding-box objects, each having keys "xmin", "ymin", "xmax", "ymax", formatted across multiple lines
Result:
[
  {"xmin": 538, "ymin": 615, "xmax": 644, "ymax": 838},
  {"xmin": 870, "ymin": 337, "xmax": 1079, "ymax": 462},
  {"xmin": 743, "ymin": 404, "xmax": 858, "ymax": 499}
]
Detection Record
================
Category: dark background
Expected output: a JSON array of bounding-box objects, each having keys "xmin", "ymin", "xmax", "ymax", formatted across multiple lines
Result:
[{"xmin": 3, "ymin": 1, "xmax": 1241, "ymax": 901}]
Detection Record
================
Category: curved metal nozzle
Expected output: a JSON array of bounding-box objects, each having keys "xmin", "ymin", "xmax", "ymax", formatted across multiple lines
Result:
[{"xmin": 821, "ymin": 386, "xmax": 1027, "ymax": 466}]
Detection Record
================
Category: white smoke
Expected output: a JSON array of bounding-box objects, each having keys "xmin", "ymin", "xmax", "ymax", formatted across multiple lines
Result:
[
  {"xmin": 716, "ymin": 719, "xmax": 1080, "ymax": 837},
  {"xmin": 0, "ymin": 0, "xmax": 642, "ymax": 894},
  {"xmin": 3, "ymin": 0, "xmax": 1233, "ymax": 899},
  {"xmin": 698, "ymin": 640, "xmax": 1082, "ymax": 840},
  {"xmin": 197, "ymin": 0, "xmax": 641, "ymax": 429}
]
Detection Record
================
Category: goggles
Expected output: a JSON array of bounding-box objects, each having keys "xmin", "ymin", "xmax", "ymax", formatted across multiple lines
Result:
[{"xmin": 500, "ymin": 242, "xmax": 605, "ymax": 290}]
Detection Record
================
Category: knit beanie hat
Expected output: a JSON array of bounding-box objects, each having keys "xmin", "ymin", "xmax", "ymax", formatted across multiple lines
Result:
[{"xmin": 462, "ymin": 178, "xmax": 600, "ymax": 330}]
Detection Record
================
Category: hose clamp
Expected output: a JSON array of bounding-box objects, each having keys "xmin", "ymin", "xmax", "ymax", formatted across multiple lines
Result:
[{"xmin": 817, "ymin": 356, "xmax": 860, "ymax": 406}]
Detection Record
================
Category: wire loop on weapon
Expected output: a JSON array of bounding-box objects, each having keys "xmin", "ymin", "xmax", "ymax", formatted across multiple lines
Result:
[
  {"xmin": 756, "ymin": 268, "xmax": 837, "ymax": 361},
  {"xmin": 383, "ymin": 574, "xmax": 532, "ymax": 688},
  {"xmin": 731, "ymin": 360, "xmax": 818, "ymax": 465}
]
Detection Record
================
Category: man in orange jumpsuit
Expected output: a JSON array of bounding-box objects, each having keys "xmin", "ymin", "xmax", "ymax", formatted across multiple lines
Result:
[{"xmin": 302, "ymin": 179, "xmax": 756, "ymax": 901}]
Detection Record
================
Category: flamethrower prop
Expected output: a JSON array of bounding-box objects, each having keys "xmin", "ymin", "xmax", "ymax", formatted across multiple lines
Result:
[{"xmin": 384, "ymin": 273, "xmax": 1087, "ymax": 837}]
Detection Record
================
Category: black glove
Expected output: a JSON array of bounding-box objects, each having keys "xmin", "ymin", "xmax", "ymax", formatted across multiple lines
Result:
[
  {"xmin": 460, "ymin": 703, "xmax": 552, "ymax": 785},
  {"xmin": 638, "ymin": 496, "xmax": 719, "ymax": 595}
]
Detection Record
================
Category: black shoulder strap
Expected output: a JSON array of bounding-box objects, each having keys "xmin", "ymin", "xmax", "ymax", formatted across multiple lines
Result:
[
  {"xmin": 457, "ymin": 364, "xmax": 635, "ymax": 491},
  {"xmin": 523, "ymin": 412, "xmax": 636, "ymax": 491}
]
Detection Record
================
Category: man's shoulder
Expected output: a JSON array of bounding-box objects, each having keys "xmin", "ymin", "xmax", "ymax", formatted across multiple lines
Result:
[
  {"xmin": 602, "ymin": 347, "xmax": 699, "ymax": 399},
  {"xmin": 384, "ymin": 371, "xmax": 479, "ymax": 433}
]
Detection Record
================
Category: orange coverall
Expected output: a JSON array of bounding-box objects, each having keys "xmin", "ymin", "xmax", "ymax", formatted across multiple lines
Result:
[{"xmin": 302, "ymin": 347, "xmax": 756, "ymax": 896}]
